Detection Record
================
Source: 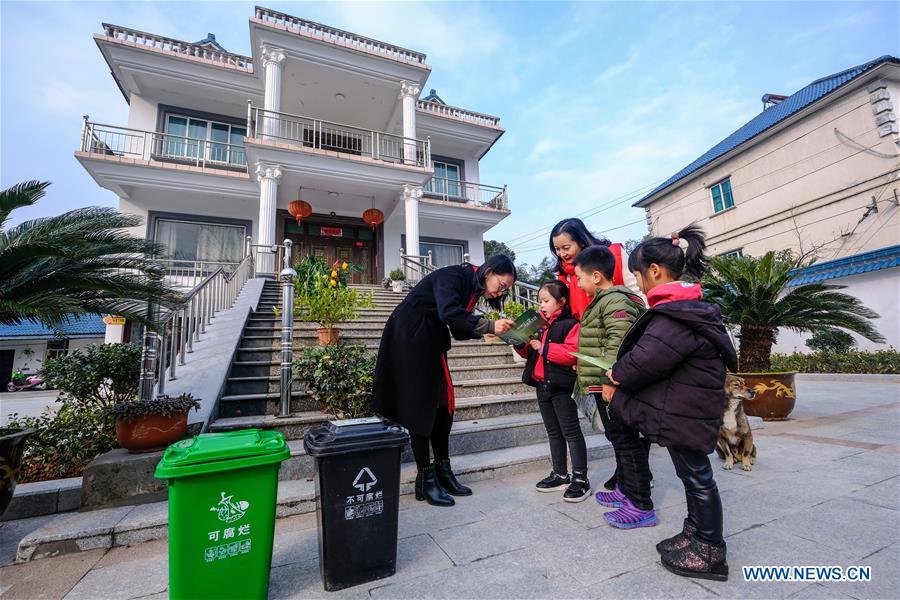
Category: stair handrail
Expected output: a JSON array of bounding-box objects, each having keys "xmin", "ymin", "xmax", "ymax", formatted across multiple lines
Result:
[{"xmin": 138, "ymin": 253, "xmax": 254, "ymax": 400}]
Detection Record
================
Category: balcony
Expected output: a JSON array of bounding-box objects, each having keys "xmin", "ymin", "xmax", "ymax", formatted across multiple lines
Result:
[
  {"xmin": 101, "ymin": 23, "xmax": 253, "ymax": 72},
  {"xmin": 81, "ymin": 121, "xmax": 248, "ymax": 171},
  {"xmin": 417, "ymin": 100, "xmax": 501, "ymax": 129},
  {"xmin": 247, "ymin": 106, "xmax": 431, "ymax": 169},
  {"xmin": 423, "ymin": 177, "xmax": 508, "ymax": 210}
]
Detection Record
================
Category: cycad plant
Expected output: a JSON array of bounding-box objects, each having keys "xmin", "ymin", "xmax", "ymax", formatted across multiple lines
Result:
[
  {"xmin": 0, "ymin": 180, "xmax": 182, "ymax": 329},
  {"xmin": 703, "ymin": 251, "xmax": 884, "ymax": 372}
]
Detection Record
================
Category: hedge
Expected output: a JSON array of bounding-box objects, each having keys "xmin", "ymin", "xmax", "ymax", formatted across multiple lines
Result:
[{"xmin": 770, "ymin": 350, "xmax": 899, "ymax": 374}]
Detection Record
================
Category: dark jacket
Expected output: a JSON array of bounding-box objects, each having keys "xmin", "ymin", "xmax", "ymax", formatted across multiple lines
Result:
[
  {"xmin": 609, "ymin": 300, "xmax": 738, "ymax": 453},
  {"xmin": 519, "ymin": 308, "xmax": 578, "ymax": 393},
  {"xmin": 372, "ymin": 265, "xmax": 481, "ymax": 436}
]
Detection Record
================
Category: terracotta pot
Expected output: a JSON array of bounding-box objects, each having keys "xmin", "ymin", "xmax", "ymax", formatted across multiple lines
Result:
[
  {"xmin": 738, "ymin": 371, "xmax": 797, "ymax": 421},
  {"xmin": 317, "ymin": 327, "xmax": 342, "ymax": 345},
  {"xmin": 115, "ymin": 412, "xmax": 189, "ymax": 453},
  {"xmin": 0, "ymin": 428, "xmax": 35, "ymax": 518}
]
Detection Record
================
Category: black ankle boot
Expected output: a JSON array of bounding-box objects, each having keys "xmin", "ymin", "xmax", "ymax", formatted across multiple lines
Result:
[
  {"xmin": 434, "ymin": 459, "xmax": 472, "ymax": 496},
  {"xmin": 656, "ymin": 520, "xmax": 697, "ymax": 555},
  {"xmin": 661, "ymin": 537, "xmax": 728, "ymax": 582},
  {"xmin": 603, "ymin": 472, "xmax": 617, "ymax": 491},
  {"xmin": 415, "ymin": 465, "xmax": 455, "ymax": 507}
]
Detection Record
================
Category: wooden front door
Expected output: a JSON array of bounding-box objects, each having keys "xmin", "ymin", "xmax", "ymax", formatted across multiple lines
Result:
[{"xmin": 286, "ymin": 220, "xmax": 376, "ymax": 284}]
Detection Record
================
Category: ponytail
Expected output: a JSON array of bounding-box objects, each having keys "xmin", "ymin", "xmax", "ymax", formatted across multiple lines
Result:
[{"xmin": 627, "ymin": 224, "xmax": 709, "ymax": 281}]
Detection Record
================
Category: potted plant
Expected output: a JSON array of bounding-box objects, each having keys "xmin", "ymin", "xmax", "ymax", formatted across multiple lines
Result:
[
  {"xmin": 297, "ymin": 262, "xmax": 373, "ymax": 345},
  {"xmin": 294, "ymin": 343, "xmax": 375, "ymax": 418},
  {"xmin": 703, "ymin": 251, "xmax": 884, "ymax": 420},
  {"xmin": 389, "ymin": 268, "xmax": 406, "ymax": 293},
  {"xmin": 0, "ymin": 427, "xmax": 35, "ymax": 517},
  {"xmin": 107, "ymin": 394, "xmax": 200, "ymax": 453},
  {"xmin": 503, "ymin": 301, "xmax": 528, "ymax": 362}
]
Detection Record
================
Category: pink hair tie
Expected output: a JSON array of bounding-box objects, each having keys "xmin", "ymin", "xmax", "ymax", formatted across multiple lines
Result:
[{"xmin": 671, "ymin": 233, "xmax": 680, "ymax": 246}]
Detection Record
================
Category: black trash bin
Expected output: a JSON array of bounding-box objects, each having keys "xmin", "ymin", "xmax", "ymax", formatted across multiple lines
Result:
[{"xmin": 304, "ymin": 417, "xmax": 409, "ymax": 592}]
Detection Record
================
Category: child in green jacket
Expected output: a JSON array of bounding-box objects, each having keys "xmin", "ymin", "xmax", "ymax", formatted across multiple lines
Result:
[{"xmin": 573, "ymin": 245, "xmax": 656, "ymax": 529}]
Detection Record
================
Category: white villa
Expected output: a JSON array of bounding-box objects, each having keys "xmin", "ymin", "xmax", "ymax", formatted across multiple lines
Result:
[{"xmin": 77, "ymin": 6, "xmax": 509, "ymax": 292}]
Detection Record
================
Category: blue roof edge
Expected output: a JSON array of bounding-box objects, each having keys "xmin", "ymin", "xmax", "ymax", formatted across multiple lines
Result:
[
  {"xmin": 787, "ymin": 245, "xmax": 900, "ymax": 287},
  {"xmin": 636, "ymin": 55, "xmax": 900, "ymax": 207}
]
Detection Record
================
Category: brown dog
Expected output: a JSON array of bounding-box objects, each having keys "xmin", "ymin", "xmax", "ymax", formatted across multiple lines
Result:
[{"xmin": 716, "ymin": 374, "xmax": 757, "ymax": 471}]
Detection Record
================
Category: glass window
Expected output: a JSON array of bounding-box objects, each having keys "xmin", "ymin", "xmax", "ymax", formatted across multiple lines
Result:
[
  {"xmin": 163, "ymin": 115, "xmax": 246, "ymax": 166},
  {"xmin": 46, "ymin": 339, "xmax": 69, "ymax": 360},
  {"xmin": 209, "ymin": 122, "xmax": 230, "ymax": 163},
  {"xmin": 721, "ymin": 249, "xmax": 743, "ymax": 258},
  {"xmin": 710, "ymin": 178, "xmax": 734, "ymax": 213},
  {"xmin": 165, "ymin": 116, "xmax": 188, "ymax": 158},
  {"xmin": 431, "ymin": 161, "xmax": 462, "ymax": 197},
  {"xmin": 155, "ymin": 219, "xmax": 245, "ymax": 263},
  {"xmin": 420, "ymin": 241, "xmax": 463, "ymax": 267}
]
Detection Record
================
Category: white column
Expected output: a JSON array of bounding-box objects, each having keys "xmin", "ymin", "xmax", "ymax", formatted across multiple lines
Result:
[
  {"xmin": 402, "ymin": 184, "xmax": 423, "ymax": 258},
  {"xmin": 256, "ymin": 162, "xmax": 283, "ymax": 274},
  {"xmin": 399, "ymin": 80, "xmax": 421, "ymax": 164},
  {"xmin": 261, "ymin": 46, "xmax": 286, "ymax": 137}
]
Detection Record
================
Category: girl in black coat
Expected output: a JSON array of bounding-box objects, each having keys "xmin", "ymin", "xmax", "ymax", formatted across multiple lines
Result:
[
  {"xmin": 605, "ymin": 225, "xmax": 737, "ymax": 582},
  {"xmin": 372, "ymin": 256, "xmax": 516, "ymax": 507}
]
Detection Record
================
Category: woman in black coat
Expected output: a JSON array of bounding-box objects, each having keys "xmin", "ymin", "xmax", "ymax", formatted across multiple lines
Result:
[{"xmin": 372, "ymin": 255, "xmax": 516, "ymax": 507}]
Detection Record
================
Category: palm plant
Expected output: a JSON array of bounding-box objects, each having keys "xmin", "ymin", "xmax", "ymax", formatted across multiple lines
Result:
[
  {"xmin": 703, "ymin": 251, "xmax": 884, "ymax": 372},
  {"xmin": 0, "ymin": 180, "xmax": 182, "ymax": 329}
]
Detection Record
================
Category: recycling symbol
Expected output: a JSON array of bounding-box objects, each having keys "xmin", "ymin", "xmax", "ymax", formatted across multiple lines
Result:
[{"xmin": 352, "ymin": 467, "xmax": 378, "ymax": 493}]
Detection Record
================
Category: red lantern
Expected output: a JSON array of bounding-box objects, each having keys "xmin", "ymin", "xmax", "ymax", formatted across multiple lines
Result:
[
  {"xmin": 362, "ymin": 208, "xmax": 384, "ymax": 231},
  {"xmin": 288, "ymin": 200, "xmax": 312, "ymax": 225}
]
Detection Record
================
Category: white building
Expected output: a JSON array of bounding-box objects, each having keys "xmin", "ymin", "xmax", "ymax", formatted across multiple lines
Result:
[
  {"xmin": 77, "ymin": 7, "xmax": 509, "ymax": 291},
  {"xmin": 634, "ymin": 55, "xmax": 900, "ymax": 351}
]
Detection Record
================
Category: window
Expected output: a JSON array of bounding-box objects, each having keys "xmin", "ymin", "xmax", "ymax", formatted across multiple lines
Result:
[
  {"xmin": 428, "ymin": 161, "xmax": 462, "ymax": 198},
  {"xmin": 420, "ymin": 241, "xmax": 464, "ymax": 267},
  {"xmin": 720, "ymin": 249, "xmax": 743, "ymax": 258},
  {"xmin": 163, "ymin": 114, "xmax": 246, "ymax": 166},
  {"xmin": 710, "ymin": 178, "xmax": 735, "ymax": 213},
  {"xmin": 154, "ymin": 218, "xmax": 246, "ymax": 263},
  {"xmin": 46, "ymin": 339, "xmax": 69, "ymax": 360}
]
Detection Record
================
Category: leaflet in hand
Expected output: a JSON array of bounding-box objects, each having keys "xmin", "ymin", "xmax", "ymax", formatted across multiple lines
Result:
[
  {"xmin": 569, "ymin": 352, "xmax": 613, "ymax": 371},
  {"xmin": 496, "ymin": 309, "xmax": 545, "ymax": 345}
]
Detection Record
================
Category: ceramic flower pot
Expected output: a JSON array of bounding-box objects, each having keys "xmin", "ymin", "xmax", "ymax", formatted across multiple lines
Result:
[
  {"xmin": 738, "ymin": 372, "xmax": 797, "ymax": 421},
  {"xmin": 115, "ymin": 412, "xmax": 188, "ymax": 453},
  {"xmin": 317, "ymin": 327, "xmax": 342, "ymax": 345},
  {"xmin": 0, "ymin": 428, "xmax": 35, "ymax": 517},
  {"xmin": 391, "ymin": 280, "xmax": 404, "ymax": 293}
]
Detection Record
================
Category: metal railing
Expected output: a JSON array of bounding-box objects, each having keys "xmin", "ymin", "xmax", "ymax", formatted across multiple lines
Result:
[
  {"xmin": 80, "ymin": 119, "xmax": 248, "ymax": 170},
  {"xmin": 247, "ymin": 241, "xmax": 288, "ymax": 278},
  {"xmin": 398, "ymin": 251, "xmax": 539, "ymax": 310},
  {"xmin": 254, "ymin": 6, "xmax": 427, "ymax": 65},
  {"xmin": 102, "ymin": 23, "xmax": 253, "ymax": 70},
  {"xmin": 424, "ymin": 177, "xmax": 508, "ymax": 210},
  {"xmin": 138, "ymin": 253, "xmax": 254, "ymax": 400},
  {"xmin": 248, "ymin": 105, "xmax": 431, "ymax": 168},
  {"xmin": 416, "ymin": 100, "xmax": 501, "ymax": 128},
  {"xmin": 157, "ymin": 259, "xmax": 242, "ymax": 289}
]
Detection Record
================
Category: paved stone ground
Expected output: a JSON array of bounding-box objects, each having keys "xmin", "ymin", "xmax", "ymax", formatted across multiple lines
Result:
[
  {"xmin": 1, "ymin": 376, "xmax": 897, "ymax": 599},
  {"xmin": 2, "ymin": 390, "xmax": 61, "ymax": 424}
]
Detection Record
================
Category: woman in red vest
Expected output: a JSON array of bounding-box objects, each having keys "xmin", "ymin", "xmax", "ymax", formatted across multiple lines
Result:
[{"xmin": 551, "ymin": 218, "xmax": 636, "ymax": 320}]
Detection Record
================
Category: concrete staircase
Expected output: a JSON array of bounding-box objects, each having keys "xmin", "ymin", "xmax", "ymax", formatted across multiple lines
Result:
[{"xmin": 209, "ymin": 280, "xmax": 611, "ymax": 483}]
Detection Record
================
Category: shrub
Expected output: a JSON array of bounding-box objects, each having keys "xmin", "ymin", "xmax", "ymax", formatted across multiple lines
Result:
[
  {"xmin": 41, "ymin": 343, "xmax": 142, "ymax": 408},
  {"xmin": 389, "ymin": 268, "xmax": 406, "ymax": 281},
  {"xmin": 7, "ymin": 403, "xmax": 116, "ymax": 483},
  {"xmin": 293, "ymin": 254, "xmax": 329, "ymax": 299},
  {"xmin": 503, "ymin": 301, "xmax": 525, "ymax": 321},
  {"xmin": 770, "ymin": 350, "xmax": 900, "ymax": 374},
  {"xmin": 294, "ymin": 343, "xmax": 375, "ymax": 419},
  {"xmin": 806, "ymin": 329, "xmax": 856, "ymax": 353},
  {"xmin": 106, "ymin": 394, "xmax": 200, "ymax": 423}
]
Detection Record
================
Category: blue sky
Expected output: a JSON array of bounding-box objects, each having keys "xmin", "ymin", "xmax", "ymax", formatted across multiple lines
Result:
[{"xmin": 2, "ymin": 1, "xmax": 898, "ymax": 267}]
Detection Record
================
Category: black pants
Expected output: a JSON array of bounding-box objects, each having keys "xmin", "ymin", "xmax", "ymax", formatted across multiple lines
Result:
[
  {"xmin": 596, "ymin": 396, "xmax": 653, "ymax": 510},
  {"xmin": 410, "ymin": 407, "xmax": 453, "ymax": 469},
  {"xmin": 668, "ymin": 446, "xmax": 723, "ymax": 545},
  {"xmin": 537, "ymin": 384, "xmax": 587, "ymax": 476}
]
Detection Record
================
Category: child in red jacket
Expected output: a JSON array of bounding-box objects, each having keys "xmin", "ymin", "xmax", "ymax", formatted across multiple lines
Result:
[{"xmin": 514, "ymin": 281, "xmax": 589, "ymax": 502}]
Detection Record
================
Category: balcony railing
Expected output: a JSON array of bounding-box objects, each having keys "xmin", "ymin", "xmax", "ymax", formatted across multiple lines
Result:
[
  {"xmin": 417, "ymin": 100, "xmax": 501, "ymax": 128},
  {"xmin": 248, "ymin": 106, "xmax": 431, "ymax": 169},
  {"xmin": 101, "ymin": 24, "xmax": 253, "ymax": 70},
  {"xmin": 254, "ymin": 6, "xmax": 427, "ymax": 66},
  {"xmin": 424, "ymin": 177, "xmax": 508, "ymax": 210},
  {"xmin": 80, "ymin": 119, "xmax": 248, "ymax": 171}
]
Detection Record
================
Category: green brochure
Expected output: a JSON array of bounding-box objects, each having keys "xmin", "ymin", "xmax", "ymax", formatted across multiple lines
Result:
[
  {"xmin": 569, "ymin": 352, "xmax": 613, "ymax": 371},
  {"xmin": 496, "ymin": 309, "xmax": 545, "ymax": 346}
]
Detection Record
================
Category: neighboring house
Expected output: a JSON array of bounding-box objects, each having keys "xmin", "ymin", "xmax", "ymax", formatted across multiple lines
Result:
[
  {"xmin": 76, "ymin": 7, "xmax": 508, "ymax": 294},
  {"xmin": 635, "ymin": 55, "xmax": 900, "ymax": 351},
  {"xmin": 0, "ymin": 315, "xmax": 106, "ymax": 390}
]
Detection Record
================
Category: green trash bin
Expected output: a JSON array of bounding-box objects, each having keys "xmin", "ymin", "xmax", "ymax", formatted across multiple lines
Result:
[{"xmin": 155, "ymin": 429, "xmax": 290, "ymax": 600}]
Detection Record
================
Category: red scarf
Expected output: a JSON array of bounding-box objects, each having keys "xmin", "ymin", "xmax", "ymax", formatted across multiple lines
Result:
[{"xmin": 646, "ymin": 281, "xmax": 703, "ymax": 307}]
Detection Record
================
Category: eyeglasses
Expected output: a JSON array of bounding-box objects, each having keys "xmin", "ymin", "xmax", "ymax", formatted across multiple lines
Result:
[{"xmin": 496, "ymin": 279, "xmax": 511, "ymax": 293}]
